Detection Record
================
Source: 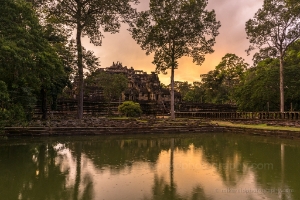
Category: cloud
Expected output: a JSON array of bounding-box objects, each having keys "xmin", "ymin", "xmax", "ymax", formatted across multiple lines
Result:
[{"xmin": 83, "ymin": 0, "xmax": 263, "ymax": 84}]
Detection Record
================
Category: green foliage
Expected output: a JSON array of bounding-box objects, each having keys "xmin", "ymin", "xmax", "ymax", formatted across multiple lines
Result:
[
  {"xmin": 0, "ymin": 81, "xmax": 10, "ymax": 129},
  {"xmin": 160, "ymin": 83, "xmax": 168, "ymax": 89},
  {"xmin": 118, "ymin": 101, "xmax": 142, "ymax": 117},
  {"xmin": 0, "ymin": 0, "xmax": 71, "ymax": 121},
  {"xmin": 215, "ymin": 53, "xmax": 248, "ymax": 83},
  {"xmin": 215, "ymin": 53, "xmax": 248, "ymax": 103},
  {"xmin": 129, "ymin": 0, "xmax": 220, "ymax": 118},
  {"xmin": 47, "ymin": 0, "xmax": 139, "ymax": 119},
  {"xmin": 0, "ymin": 0, "xmax": 42, "ymax": 120},
  {"xmin": 0, "ymin": 81, "xmax": 9, "ymax": 108},
  {"xmin": 200, "ymin": 53, "xmax": 248, "ymax": 104},
  {"xmin": 234, "ymin": 40, "xmax": 300, "ymax": 111},
  {"xmin": 246, "ymin": 0, "xmax": 300, "ymax": 61},
  {"xmin": 174, "ymin": 81, "xmax": 191, "ymax": 98},
  {"xmin": 6, "ymin": 104, "xmax": 27, "ymax": 126},
  {"xmin": 0, "ymin": 81, "xmax": 26, "ymax": 128},
  {"xmin": 183, "ymin": 82, "xmax": 205, "ymax": 103},
  {"xmin": 41, "ymin": 24, "xmax": 73, "ymax": 93},
  {"xmin": 234, "ymin": 59, "xmax": 280, "ymax": 111},
  {"xmin": 245, "ymin": 0, "xmax": 300, "ymax": 111},
  {"xmin": 85, "ymin": 71, "xmax": 128, "ymax": 103}
]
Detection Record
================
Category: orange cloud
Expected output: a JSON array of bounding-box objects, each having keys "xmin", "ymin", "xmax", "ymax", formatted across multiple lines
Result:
[{"xmin": 82, "ymin": 0, "xmax": 263, "ymax": 84}]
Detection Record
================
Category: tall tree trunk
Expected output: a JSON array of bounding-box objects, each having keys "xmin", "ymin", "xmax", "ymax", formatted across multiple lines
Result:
[
  {"xmin": 51, "ymin": 94, "xmax": 57, "ymax": 111},
  {"xmin": 279, "ymin": 56, "xmax": 284, "ymax": 112},
  {"xmin": 170, "ymin": 41, "xmax": 176, "ymax": 120},
  {"xmin": 76, "ymin": 24, "xmax": 84, "ymax": 119},
  {"xmin": 170, "ymin": 65, "xmax": 175, "ymax": 119},
  {"xmin": 41, "ymin": 87, "xmax": 47, "ymax": 120}
]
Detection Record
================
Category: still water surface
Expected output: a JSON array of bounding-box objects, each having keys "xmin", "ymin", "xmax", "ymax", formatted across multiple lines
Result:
[{"xmin": 0, "ymin": 133, "xmax": 299, "ymax": 200}]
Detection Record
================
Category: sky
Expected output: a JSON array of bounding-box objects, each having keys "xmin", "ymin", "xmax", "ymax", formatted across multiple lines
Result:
[{"xmin": 82, "ymin": 0, "xmax": 263, "ymax": 85}]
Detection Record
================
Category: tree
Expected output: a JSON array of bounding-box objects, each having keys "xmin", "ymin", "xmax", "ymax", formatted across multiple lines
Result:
[
  {"xmin": 85, "ymin": 71, "xmax": 128, "ymax": 114},
  {"xmin": 174, "ymin": 81, "xmax": 191, "ymax": 98},
  {"xmin": 0, "ymin": 81, "xmax": 10, "ymax": 129},
  {"xmin": 235, "ymin": 40, "xmax": 300, "ymax": 111},
  {"xmin": 182, "ymin": 82, "xmax": 205, "ymax": 103},
  {"xmin": 199, "ymin": 54, "xmax": 248, "ymax": 104},
  {"xmin": 200, "ymin": 70, "xmax": 227, "ymax": 104},
  {"xmin": 0, "ymin": 0, "xmax": 39, "ymax": 119},
  {"xmin": 0, "ymin": 0, "xmax": 67, "ymax": 121},
  {"xmin": 129, "ymin": 0, "xmax": 220, "ymax": 119},
  {"xmin": 118, "ymin": 101, "xmax": 142, "ymax": 117},
  {"xmin": 245, "ymin": 0, "xmax": 300, "ymax": 112},
  {"xmin": 33, "ymin": 23, "xmax": 73, "ymax": 120},
  {"xmin": 215, "ymin": 53, "xmax": 248, "ymax": 103},
  {"xmin": 234, "ymin": 59, "xmax": 280, "ymax": 111},
  {"xmin": 47, "ymin": 0, "xmax": 139, "ymax": 119}
]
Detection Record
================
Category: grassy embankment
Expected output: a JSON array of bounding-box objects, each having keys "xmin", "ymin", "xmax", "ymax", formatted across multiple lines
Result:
[
  {"xmin": 108, "ymin": 117, "xmax": 300, "ymax": 131},
  {"xmin": 212, "ymin": 120, "xmax": 300, "ymax": 132}
]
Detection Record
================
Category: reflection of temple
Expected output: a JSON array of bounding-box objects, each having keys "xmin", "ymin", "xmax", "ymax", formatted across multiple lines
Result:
[{"xmin": 85, "ymin": 62, "xmax": 181, "ymax": 102}]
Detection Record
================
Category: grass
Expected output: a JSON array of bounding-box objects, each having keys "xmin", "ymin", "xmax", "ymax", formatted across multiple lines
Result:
[
  {"xmin": 212, "ymin": 120, "xmax": 300, "ymax": 132},
  {"xmin": 106, "ymin": 116, "xmax": 130, "ymax": 120}
]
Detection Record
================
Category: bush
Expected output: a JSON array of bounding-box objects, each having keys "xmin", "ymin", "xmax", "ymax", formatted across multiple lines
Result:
[
  {"xmin": 118, "ymin": 101, "xmax": 142, "ymax": 117},
  {"xmin": 0, "ymin": 81, "xmax": 26, "ymax": 128}
]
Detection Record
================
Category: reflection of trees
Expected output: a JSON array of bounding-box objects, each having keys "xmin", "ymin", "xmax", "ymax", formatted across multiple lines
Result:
[
  {"xmin": 144, "ymin": 137, "xmax": 213, "ymax": 200},
  {"xmin": 86, "ymin": 135, "xmax": 300, "ymax": 200},
  {"xmin": 0, "ymin": 143, "xmax": 73, "ymax": 200},
  {"xmin": 71, "ymin": 142, "xmax": 95, "ymax": 200},
  {"xmin": 192, "ymin": 134, "xmax": 248, "ymax": 187},
  {"xmin": 72, "ymin": 135, "xmax": 300, "ymax": 200},
  {"xmin": 0, "ymin": 145, "xmax": 37, "ymax": 200},
  {"xmin": 143, "ymin": 175, "xmax": 213, "ymax": 200},
  {"xmin": 144, "ymin": 174, "xmax": 181, "ymax": 200},
  {"xmin": 74, "ymin": 142, "xmax": 82, "ymax": 200},
  {"xmin": 1, "ymin": 134, "xmax": 300, "ymax": 200},
  {"xmin": 190, "ymin": 134, "xmax": 298, "ymax": 199},
  {"xmin": 78, "ymin": 137, "xmax": 184, "ymax": 172},
  {"xmin": 19, "ymin": 143, "xmax": 77, "ymax": 200},
  {"xmin": 170, "ymin": 138, "xmax": 175, "ymax": 199},
  {"xmin": 80, "ymin": 173, "xmax": 94, "ymax": 200},
  {"xmin": 282, "ymin": 144, "xmax": 300, "ymax": 199},
  {"xmin": 0, "ymin": 141, "xmax": 95, "ymax": 200}
]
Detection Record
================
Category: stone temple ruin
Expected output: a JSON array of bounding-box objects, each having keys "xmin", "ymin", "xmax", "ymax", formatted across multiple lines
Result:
[
  {"xmin": 84, "ymin": 61, "xmax": 181, "ymax": 103},
  {"xmin": 56, "ymin": 62, "xmax": 236, "ymax": 116}
]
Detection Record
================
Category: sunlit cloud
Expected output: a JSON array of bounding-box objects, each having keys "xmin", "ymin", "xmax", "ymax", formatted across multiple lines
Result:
[{"xmin": 82, "ymin": 0, "xmax": 263, "ymax": 84}]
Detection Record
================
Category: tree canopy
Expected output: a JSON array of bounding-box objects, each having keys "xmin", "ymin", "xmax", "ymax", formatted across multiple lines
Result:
[
  {"xmin": 85, "ymin": 71, "xmax": 128, "ymax": 103},
  {"xmin": 182, "ymin": 82, "xmax": 205, "ymax": 103},
  {"xmin": 129, "ymin": 0, "xmax": 220, "ymax": 119},
  {"xmin": 245, "ymin": 0, "xmax": 300, "ymax": 112},
  {"xmin": 235, "ymin": 40, "xmax": 300, "ymax": 111},
  {"xmin": 214, "ymin": 53, "xmax": 248, "ymax": 103},
  {"xmin": 198, "ymin": 53, "xmax": 248, "ymax": 104},
  {"xmin": 47, "ymin": 0, "xmax": 139, "ymax": 119},
  {"xmin": 0, "ymin": 0, "xmax": 69, "ymax": 122}
]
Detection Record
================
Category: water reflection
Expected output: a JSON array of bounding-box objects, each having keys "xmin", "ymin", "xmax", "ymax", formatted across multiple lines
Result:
[
  {"xmin": 143, "ymin": 174, "xmax": 212, "ymax": 200},
  {"xmin": 0, "ymin": 134, "xmax": 299, "ymax": 200},
  {"xmin": 0, "ymin": 143, "xmax": 73, "ymax": 200}
]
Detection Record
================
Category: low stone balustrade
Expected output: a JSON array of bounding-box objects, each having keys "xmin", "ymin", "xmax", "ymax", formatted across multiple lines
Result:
[{"xmin": 175, "ymin": 112, "xmax": 300, "ymax": 120}]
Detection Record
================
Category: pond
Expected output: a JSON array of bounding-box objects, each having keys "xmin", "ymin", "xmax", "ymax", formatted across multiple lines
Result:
[{"xmin": 0, "ymin": 133, "xmax": 299, "ymax": 200}]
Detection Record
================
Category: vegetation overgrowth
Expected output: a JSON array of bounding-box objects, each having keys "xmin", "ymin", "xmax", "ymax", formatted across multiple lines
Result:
[{"xmin": 1, "ymin": 0, "xmax": 300, "ymax": 128}]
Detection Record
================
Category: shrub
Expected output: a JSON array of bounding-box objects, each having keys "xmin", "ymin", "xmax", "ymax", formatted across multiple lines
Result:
[
  {"xmin": 0, "ymin": 81, "xmax": 26, "ymax": 128},
  {"xmin": 118, "ymin": 101, "xmax": 142, "ymax": 117}
]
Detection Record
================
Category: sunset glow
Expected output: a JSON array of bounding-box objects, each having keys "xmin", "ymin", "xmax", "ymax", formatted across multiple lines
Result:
[{"xmin": 82, "ymin": 0, "xmax": 263, "ymax": 84}]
